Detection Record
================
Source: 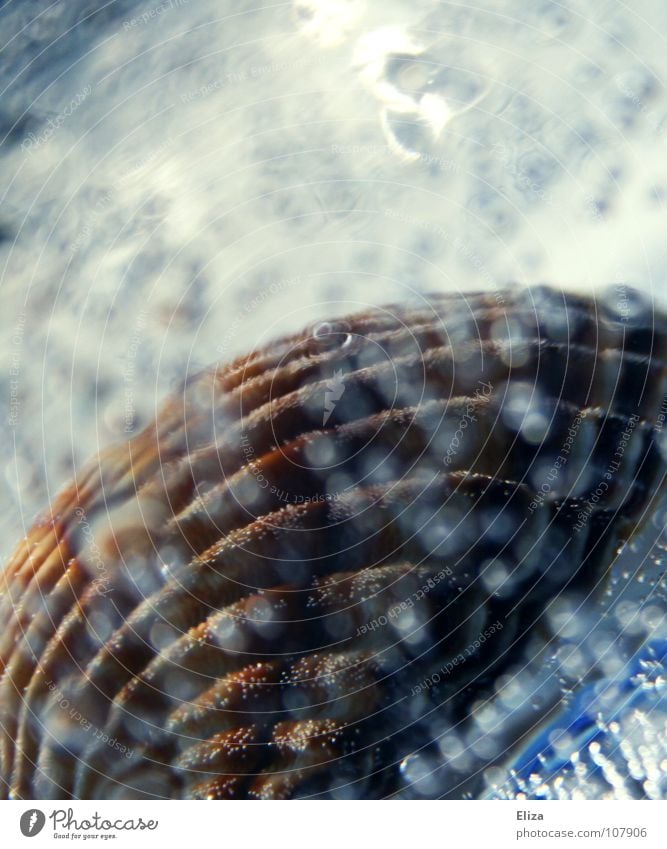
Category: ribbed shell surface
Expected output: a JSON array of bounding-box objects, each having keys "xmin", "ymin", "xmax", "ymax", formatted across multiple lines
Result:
[{"xmin": 2, "ymin": 286, "xmax": 667, "ymax": 799}]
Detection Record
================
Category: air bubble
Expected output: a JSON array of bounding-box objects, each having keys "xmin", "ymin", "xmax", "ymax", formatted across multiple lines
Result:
[
  {"xmin": 149, "ymin": 621, "xmax": 180, "ymax": 651},
  {"xmin": 501, "ymin": 381, "xmax": 551, "ymax": 441},
  {"xmin": 527, "ymin": 1, "xmax": 581, "ymax": 39},
  {"xmin": 385, "ymin": 53, "xmax": 433, "ymax": 93},
  {"xmin": 310, "ymin": 320, "xmax": 352, "ymax": 352},
  {"xmin": 480, "ymin": 558, "xmax": 511, "ymax": 595},
  {"xmin": 399, "ymin": 753, "xmax": 440, "ymax": 796},
  {"xmin": 304, "ymin": 436, "xmax": 338, "ymax": 466}
]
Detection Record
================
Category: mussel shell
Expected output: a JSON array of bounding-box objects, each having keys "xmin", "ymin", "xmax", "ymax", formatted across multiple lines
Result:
[{"xmin": 1, "ymin": 285, "xmax": 666, "ymax": 799}]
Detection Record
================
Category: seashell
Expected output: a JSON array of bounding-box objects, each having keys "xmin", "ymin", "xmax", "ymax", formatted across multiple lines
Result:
[{"xmin": 2, "ymin": 285, "xmax": 667, "ymax": 799}]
